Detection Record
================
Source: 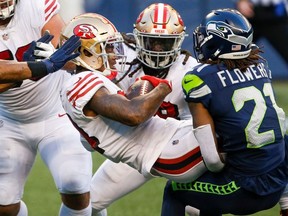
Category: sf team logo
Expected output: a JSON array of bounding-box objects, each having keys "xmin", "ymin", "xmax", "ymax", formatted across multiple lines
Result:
[{"xmin": 73, "ymin": 24, "xmax": 98, "ymax": 39}]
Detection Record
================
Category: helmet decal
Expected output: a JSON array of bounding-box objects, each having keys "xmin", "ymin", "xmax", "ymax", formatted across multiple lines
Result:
[
  {"xmin": 177, "ymin": 14, "xmax": 184, "ymax": 28},
  {"xmin": 60, "ymin": 13, "xmax": 126, "ymax": 73},
  {"xmin": 135, "ymin": 11, "xmax": 144, "ymax": 25},
  {"xmin": 73, "ymin": 24, "xmax": 97, "ymax": 39},
  {"xmin": 99, "ymin": 15, "xmax": 118, "ymax": 32},
  {"xmin": 206, "ymin": 21, "xmax": 252, "ymax": 47},
  {"xmin": 133, "ymin": 3, "xmax": 186, "ymax": 69},
  {"xmin": 193, "ymin": 8, "xmax": 253, "ymax": 61},
  {"xmin": 153, "ymin": 3, "xmax": 168, "ymax": 30}
]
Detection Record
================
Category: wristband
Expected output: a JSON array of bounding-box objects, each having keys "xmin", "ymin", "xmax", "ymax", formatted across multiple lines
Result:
[{"xmin": 27, "ymin": 61, "xmax": 48, "ymax": 78}]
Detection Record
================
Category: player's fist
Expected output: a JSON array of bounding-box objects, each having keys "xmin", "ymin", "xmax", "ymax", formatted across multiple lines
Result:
[
  {"xmin": 125, "ymin": 79, "xmax": 154, "ymax": 99},
  {"xmin": 137, "ymin": 75, "xmax": 172, "ymax": 90}
]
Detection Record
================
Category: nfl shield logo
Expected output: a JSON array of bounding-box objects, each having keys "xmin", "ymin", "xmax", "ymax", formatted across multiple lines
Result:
[{"xmin": 2, "ymin": 33, "xmax": 9, "ymax": 41}]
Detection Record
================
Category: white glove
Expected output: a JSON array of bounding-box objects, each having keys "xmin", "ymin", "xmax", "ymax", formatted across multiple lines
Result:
[{"xmin": 34, "ymin": 41, "xmax": 56, "ymax": 59}]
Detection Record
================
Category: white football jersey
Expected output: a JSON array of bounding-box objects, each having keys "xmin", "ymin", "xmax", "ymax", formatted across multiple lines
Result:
[
  {"xmin": 0, "ymin": 0, "xmax": 67, "ymax": 122},
  {"xmin": 116, "ymin": 45, "xmax": 199, "ymax": 120},
  {"xmin": 61, "ymin": 71, "xmax": 182, "ymax": 177}
]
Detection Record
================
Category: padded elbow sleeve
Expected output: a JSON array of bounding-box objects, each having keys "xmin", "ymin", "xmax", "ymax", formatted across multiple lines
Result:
[{"xmin": 194, "ymin": 124, "xmax": 225, "ymax": 172}]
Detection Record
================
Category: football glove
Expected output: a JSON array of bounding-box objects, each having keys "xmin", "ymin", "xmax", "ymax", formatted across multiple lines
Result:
[
  {"xmin": 137, "ymin": 75, "xmax": 172, "ymax": 90},
  {"xmin": 23, "ymin": 31, "xmax": 54, "ymax": 61},
  {"xmin": 42, "ymin": 35, "xmax": 80, "ymax": 74}
]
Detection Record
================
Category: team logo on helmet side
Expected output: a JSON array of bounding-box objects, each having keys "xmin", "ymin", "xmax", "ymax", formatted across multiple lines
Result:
[
  {"xmin": 73, "ymin": 24, "xmax": 97, "ymax": 39},
  {"xmin": 206, "ymin": 21, "xmax": 252, "ymax": 47}
]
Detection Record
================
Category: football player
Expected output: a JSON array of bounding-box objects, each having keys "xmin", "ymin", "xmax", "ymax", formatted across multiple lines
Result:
[
  {"xmin": 59, "ymin": 12, "xmax": 210, "ymax": 215},
  {"xmin": 89, "ymin": 3, "xmax": 200, "ymax": 216},
  {"xmin": 161, "ymin": 8, "xmax": 288, "ymax": 216},
  {"xmin": 0, "ymin": 0, "xmax": 92, "ymax": 215}
]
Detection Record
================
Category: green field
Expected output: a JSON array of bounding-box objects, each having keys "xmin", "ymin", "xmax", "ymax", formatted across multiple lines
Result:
[{"xmin": 23, "ymin": 81, "xmax": 288, "ymax": 216}]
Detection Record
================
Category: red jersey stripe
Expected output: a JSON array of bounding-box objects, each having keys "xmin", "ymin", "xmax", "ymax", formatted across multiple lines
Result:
[
  {"xmin": 72, "ymin": 80, "xmax": 102, "ymax": 104},
  {"xmin": 154, "ymin": 157, "xmax": 203, "ymax": 175},
  {"xmin": 156, "ymin": 146, "xmax": 201, "ymax": 165},
  {"xmin": 67, "ymin": 73, "xmax": 95, "ymax": 96},
  {"xmin": 68, "ymin": 78, "xmax": 102, "ymax": 104}
]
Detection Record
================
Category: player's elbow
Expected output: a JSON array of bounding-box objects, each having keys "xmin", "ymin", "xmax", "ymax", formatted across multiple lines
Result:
[{"xmin": 203, "ymin": 157, "xmax": 225, "ymax": 172}]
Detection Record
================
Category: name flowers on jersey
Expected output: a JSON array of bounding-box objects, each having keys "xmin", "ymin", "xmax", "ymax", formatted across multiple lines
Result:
[{"xmin": 216, "ymin": 62, "xmax": 272, "ymax": 87}]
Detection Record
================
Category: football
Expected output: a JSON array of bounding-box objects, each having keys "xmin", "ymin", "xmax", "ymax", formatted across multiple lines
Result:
[{"xmin": 126, "ymin": 79, "xmax": 154, "ymax": 99}]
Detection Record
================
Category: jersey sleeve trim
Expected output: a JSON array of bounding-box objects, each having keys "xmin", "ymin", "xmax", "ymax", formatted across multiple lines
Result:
[
  {"xmin": 44, "ymin": 0, "xmax": 60, "ymax": 22},
  {"xmin": 66, "ymin": 73, "xmax": 104, "ymax": 108}
]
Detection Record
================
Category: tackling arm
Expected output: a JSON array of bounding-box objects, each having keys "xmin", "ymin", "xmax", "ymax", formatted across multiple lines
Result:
[
  {"xmin": 188, "ymin": 102, "xmax": 225, "ymax": 172},
  {"xmin": 0, "ymin": 35, "xmax": 80, "ymax": 83},
  {"xmin": 0, "ymin": 61, "xmax": 38, "ymax": 83}
]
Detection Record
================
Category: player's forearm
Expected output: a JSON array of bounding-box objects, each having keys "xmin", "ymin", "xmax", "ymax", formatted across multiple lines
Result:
[
  {"xmin": 0, "ymin": 61, "xmax": 49, "ymax": 83},
  {"xmin": 126, "ymin": 83, "xmax": 171, "ymax": 125},
  {"xmin": 0, "ymin": 62, "xmax": 33, "ymax": 82}
]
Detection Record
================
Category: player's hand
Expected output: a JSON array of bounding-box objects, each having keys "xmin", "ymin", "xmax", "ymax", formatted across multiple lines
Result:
[
  {"xmin": 42, "ymin": 35, "xmax": 80, "ymax": 74},
  {"xmin": 34, "ymin": 41, "xmax": 56, "ymax": 59},
  {"xmin": 23, "ymin": 31, "xmax": 54, "ymax": 61},
  {"xmin": 137, "ymin": 75, "xmax": 172, "ymax": 90}
]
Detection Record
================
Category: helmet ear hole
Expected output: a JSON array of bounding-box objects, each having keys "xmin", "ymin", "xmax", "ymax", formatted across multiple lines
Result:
[{"xmin": 83, "ymin": 49, "xmax": 93, "ymax": 57}]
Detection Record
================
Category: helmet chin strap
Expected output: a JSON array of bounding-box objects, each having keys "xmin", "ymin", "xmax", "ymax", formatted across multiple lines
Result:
[
  {"xmin": 101, "ymin": 69, "xmax": 113, "ymax": 76},
  {"xmin": 102, "ymin": 70, "xmax": 118, "ymax": 81}
]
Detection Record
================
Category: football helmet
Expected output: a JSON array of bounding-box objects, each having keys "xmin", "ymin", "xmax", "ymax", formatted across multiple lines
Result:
[
  {"xmin": 0, "ymin": 0, "xmax": 17, "ymax": 20},
  {"xmin": 193, "ymin": 8, "xmax": 253, "ymax": 61},
  {"xmin": 133, "ymin": 3, "xmax": 186, "ymax": 69},
  {"xmin": 60, "ymin": 13, "xmax": 126, "ymax": 74}
]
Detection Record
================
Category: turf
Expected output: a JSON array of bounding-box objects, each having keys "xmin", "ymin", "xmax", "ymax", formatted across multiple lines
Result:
[{"xmin": 23, "ymin": 81, "xmax": 287, "ymax": 216}]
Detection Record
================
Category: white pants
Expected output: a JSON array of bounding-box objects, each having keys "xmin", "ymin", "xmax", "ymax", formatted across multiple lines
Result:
[
  {"xmin": 91, "ymin": 124, "xmax": 207, "ymax": 211},
  {"xmin": 91, "ymin": 160, "xmax": 150, "ymax": 210},
  {"xmin": 0, "ymin": 114, "xmax": 92, "ymax": 205}
]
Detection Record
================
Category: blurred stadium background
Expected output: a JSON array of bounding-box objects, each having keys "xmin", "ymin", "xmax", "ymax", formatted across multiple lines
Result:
[
  {"xmin": 60, "ymin": 0, "xmax": 288, "ymax": 80},
  {"xmin": 22, "ymin": 1, "xmax": 287, "ymax": 215}
]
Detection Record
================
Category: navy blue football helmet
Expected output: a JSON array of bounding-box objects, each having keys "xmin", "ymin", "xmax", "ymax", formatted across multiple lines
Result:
[{"xmin": 193, "ymin": 8, "xmax": 253, "ymax": 61}]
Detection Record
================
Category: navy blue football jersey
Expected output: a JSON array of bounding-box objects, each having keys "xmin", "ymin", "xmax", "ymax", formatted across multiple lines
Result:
[{"xmin": 182, "ymin": 60, "xmax": 286, "ymax": 176}]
